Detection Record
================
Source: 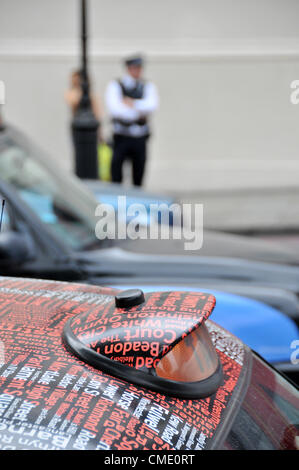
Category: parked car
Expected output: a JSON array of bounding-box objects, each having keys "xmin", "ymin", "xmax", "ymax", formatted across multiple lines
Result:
[
  {"xmin": 0, "ymin": 123, "xmax": 299, "ymax": 379},
  {"xmin": 85, "ymin": 179, "xmax": 177, "ymax": 227},
  {"xmin": 1, "ymin": 125, "xmax": 299, "ymax": 298},
  {"xmin": 0, "ymin": 277, "xmax": 297, "ymax": 450}
]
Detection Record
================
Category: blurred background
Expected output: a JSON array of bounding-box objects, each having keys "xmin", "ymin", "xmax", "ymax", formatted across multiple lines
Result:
[{"xmin": 1, "ymin": 0, "xmax": 299, "ymax": 232}]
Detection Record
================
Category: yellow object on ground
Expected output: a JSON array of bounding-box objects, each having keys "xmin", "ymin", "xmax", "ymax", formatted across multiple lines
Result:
[{"xmin": 98, "ymin": 142, "xmax": 112, "ymax": 181}]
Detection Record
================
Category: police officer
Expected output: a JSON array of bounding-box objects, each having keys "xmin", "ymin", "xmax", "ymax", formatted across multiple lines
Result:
[{"xmin": 105, "ymin": 55, "xmax": 159, "ymax": 186}]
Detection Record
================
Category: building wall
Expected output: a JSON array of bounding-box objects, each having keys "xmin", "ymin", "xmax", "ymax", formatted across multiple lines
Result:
[{"xmin": 1, "ymin": 0, "xmax": 299, "ymax": 192}]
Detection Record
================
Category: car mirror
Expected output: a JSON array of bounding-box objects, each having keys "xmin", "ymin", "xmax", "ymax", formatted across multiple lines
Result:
[{"xmin": 0, "ymin": 231, "xmax": 34, "ymax": 266}]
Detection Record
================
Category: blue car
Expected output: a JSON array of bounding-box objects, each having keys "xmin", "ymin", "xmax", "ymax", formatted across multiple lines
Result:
[{"xmin": 85, "ymin": 180, "xmax": 177, "ymax": 227}]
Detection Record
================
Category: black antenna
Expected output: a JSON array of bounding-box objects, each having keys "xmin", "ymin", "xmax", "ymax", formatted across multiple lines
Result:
[{"xmin": 0, "ymin": 200, "xmax": 5, "ymax": 233}]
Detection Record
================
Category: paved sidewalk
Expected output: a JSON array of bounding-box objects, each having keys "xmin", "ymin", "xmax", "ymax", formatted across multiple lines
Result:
[{"xmin": 173, "ymin": 186, "xmax": 299, "ymax": 233}]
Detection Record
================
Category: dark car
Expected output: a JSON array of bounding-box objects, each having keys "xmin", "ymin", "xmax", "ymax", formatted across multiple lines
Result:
[
  {"xmin": 0, "ymin": 277, "xmax": 297, "ymax": 450},
  {"xmin": 1, "ymin": 125, "xmax": 299, "ymax": 313},
  {"xmin": 1, "ymin": 124, "xmax": 299, "ymax": 380}
]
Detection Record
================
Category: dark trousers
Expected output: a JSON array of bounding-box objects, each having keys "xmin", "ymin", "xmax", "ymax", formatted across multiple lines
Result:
[{"xmin": 111, "ymin": 134, "xmax": 147, "ymax": 186}]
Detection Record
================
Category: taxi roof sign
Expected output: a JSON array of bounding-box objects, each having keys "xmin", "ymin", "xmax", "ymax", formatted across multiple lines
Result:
[{"xmin": 63, "ymin": 290, "xmax": 223, "ymax": 398}]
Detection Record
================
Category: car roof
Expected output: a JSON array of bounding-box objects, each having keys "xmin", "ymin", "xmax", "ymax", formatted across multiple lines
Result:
[{"xmin": 0, "ymin": 276, "xmax": 249, "ymax": 450}]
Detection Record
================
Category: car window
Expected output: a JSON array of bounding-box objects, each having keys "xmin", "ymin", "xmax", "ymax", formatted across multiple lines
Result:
[
  {"xmin": 0, "ymin": 131, "xmax": 102, "ymax": 251},
  {"xmin": 221, "ymin": 354, "xmax": 299, "ymax": 450}
]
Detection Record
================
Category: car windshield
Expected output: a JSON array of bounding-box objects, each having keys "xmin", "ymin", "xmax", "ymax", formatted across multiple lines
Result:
[{"xmin": 0, "ymin": 127, "xmax": 102, "ymax": 251}]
